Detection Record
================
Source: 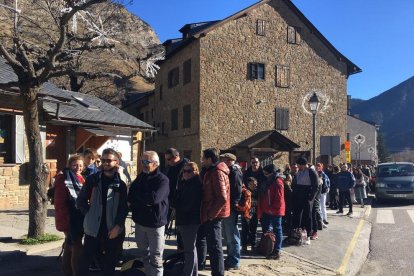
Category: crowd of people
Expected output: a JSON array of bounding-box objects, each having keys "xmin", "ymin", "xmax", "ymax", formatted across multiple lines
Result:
[{"xmin": 53, "ymin": 146, "xmax": 375, "ymax": 276}]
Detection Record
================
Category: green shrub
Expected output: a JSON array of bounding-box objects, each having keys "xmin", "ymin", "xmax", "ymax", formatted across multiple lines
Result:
[{"xmin": 20, "ymin": 233, "xmax": 62, "ymax": 245}]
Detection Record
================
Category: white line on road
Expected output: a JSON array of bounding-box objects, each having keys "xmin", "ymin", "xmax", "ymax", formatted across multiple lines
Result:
[
  {"xmin": 407, "ymin": 210, "xmax": 414, "ymax": 223},
  {"xmin": 376, "ymin": 210, "xmax": 395, "ymax": 224}
]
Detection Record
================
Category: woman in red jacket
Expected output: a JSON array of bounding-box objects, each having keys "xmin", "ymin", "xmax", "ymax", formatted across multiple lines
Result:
[
  {"xmin": 257, "ymin": 164, "xmax": 285, "ymax": 260},
  {"xmin": 54, "ymin": 154, "xmax": 85, "ymax": 276}
]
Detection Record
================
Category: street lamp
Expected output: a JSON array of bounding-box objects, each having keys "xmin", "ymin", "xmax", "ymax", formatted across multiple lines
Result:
[{"xmin": 309, "ymin": 92, "xmax": 320, "ymax": 164}]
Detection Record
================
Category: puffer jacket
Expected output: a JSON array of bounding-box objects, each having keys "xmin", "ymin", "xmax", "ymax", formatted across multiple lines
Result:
[
  {"xmin": 257, "ymin": 174, "xmax": 285, "ymax": 220},
  {"xmin": 54, "ymin": 173, "xmax": 85, "ymax": 232},
  {"xmin": 235, "ymin": 186, "xmax": 252, "ymax": 219},
  {"xmin": 201, "ymin": 162, "xmax": 230, "ymax": 224}
]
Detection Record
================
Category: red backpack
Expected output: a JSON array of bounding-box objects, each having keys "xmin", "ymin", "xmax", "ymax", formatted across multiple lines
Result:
[{"xmin": 257, "ymin": 232, "xmax": 276, "ymax": 256}]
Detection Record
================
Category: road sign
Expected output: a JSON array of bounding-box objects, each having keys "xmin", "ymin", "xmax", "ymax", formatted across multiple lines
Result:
[{"xmin": 354, "ymin": 134, "xmax": 366, "ymax": 144}]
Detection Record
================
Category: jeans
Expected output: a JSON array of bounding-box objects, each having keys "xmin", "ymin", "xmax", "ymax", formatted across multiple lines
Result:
[
  {"xmin": 329, "ymin": 189, "xmax": 339, "ymax": 209},
  {"xmin": 135, "ymin": 224, "xmax": 165, "ymax": 276},
  {"xmin": 320, "ymin": 192, "xmax": 328, "ymax": 221},
  {"xmin": 204, "ymin": 219, "xmax": 225, "ymax": 276},
  {"xmin": 62, "ymin": 235, "xmax": 84, "ymax": 276},
  {"xmin": 222, "ymin": 210, "xmax": 241, "ymax": 268},
  {"xmin": 177, "ymin": 224, "xmax": 199, "ymax": 276},
  {"xmin": 241, "ymin": 212, "xmax": 258, "ymax": 247},
  {"xmin": 196, "ymin": 224, "xmax": 207, "ymax": 267},
  {"xmin": 260, "ymin": 213, "xmax": 283, "ymax": 253},
  {"xmin": 83, "ymin": 231, "xmax": 125, "ymax": 276},
  {"xmin": 339, "ymin": 190, "xmax": 353, "ymax": 213}
]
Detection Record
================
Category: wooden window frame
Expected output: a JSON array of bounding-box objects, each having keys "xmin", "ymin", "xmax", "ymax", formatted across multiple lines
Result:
[
  {"xmin": 275, "ymin": 65, "xmax": 290, "ymax": 88},
  {"xmin": 275, "ymin": 107, "xmax": 289, "ymax": 130},
  {"xmin": 183, "ymin": 104, "xmax": 191, "ymax": 129},
  {"xmin": 287, "ymin": 25, "xmax": 301, "ymax": 45},
  {"xmin": 248, "ymin": 63, "xmax": 265, "ymax": 80},
  {"xmin": 256, "ymin": 19, "xmax": 265, "ymax": 36},
  {"xmin": 171, "ymin": 108, "xmax": 178, "ymax": 131},
  {"xmin": 183, "ymin": 59, "xmax": 192, "ymax": 85},
  {"xmin": 168, "ymin": 67, "xmax": 179, "ymax": 88}
]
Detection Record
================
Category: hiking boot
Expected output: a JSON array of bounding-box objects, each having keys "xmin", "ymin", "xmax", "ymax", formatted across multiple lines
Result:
[
  {"xmin": 336, "ymin": 210, "xmax": 343, "ymax": 214},
  {"xmin": 310, "ymin": 231, "xmax": 318, "ymax": 240}
]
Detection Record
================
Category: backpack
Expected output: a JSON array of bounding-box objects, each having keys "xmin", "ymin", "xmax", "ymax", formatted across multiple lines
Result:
[
  {"xmin": 285, "ymin": 228, "xmax": 307, "ymax": 246},
  {"xmin": 257, "ymin": 232, "xmax": 276, "ymax": 256},
  {"xmin": 163, "ymin": 252, "xmax": 185, "ymax": 276}
]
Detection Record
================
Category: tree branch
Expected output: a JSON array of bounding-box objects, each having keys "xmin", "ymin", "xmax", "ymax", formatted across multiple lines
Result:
[
  {"xmin": 0, "ymin": 82, "xmax": 20, "ymax": 90},
  {"xmin": 0, "ymin": 44, "xmax": 23, "ymax": 70},
  {"xmin": 48, "ymin": 69, "xmax": 123, "ymax": 80}
]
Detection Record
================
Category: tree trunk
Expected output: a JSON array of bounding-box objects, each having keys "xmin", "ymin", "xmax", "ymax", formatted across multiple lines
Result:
[{"xmin": 21, "ymin": 85, "xmax": 48, "ymax": 238}]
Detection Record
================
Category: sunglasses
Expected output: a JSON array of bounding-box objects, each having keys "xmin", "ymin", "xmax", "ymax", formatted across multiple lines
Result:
[
  {"xmin": 101, "ymin": 158, "xmax": 116, "ymax": 164},
  {"xmin": 183, "ymin": 169, "xmax": 193, "ymax": 173},
  {"xmin": 141, "ymin": 160, "xmax": 154, "ymax": 165},
  {"xmin": 251, "ymin": 162, "xmax": 259, "ymax": 164}
]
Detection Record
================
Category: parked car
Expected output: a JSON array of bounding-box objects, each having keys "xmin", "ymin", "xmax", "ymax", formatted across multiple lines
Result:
[{"xmin": 375, "ymin": 162, "xmax": 414, "ymax": 201}]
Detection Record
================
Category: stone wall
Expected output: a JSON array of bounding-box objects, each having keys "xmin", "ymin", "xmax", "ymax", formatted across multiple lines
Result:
[
  {"xmin": 0, "ymin": 164, "xmax": 29, "ymax": 209},
  {"xmin": 141, "ymin": 39, "xmax": 202, "ymax": 162},
  {"xmin": 199, "ymin": 2, "xmax": 349, "ymax": 167}
]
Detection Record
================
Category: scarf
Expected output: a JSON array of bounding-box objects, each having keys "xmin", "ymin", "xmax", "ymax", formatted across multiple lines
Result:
[{"xmin": 64, "ymin": 169, "xmax": 83, "ymax": 200}]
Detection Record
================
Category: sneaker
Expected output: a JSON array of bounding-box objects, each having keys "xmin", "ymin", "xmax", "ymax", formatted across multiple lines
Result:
[
  {"xmin": 304, "ymin": 237, "xmax": 311, "ymax": 245},
  {"xmin": 310, "ymin": 231, "xmax": 318, "ymax": 240},
  {"xmin": 323, "ymin": 220, "xmax": 329, "ymax": 225},
  {"xmin": 266, "ymin": 252, "xmax": 280, "ymax": 260},
  {"xmin": 347, "ymin": 212, "xmax": 353, "ymax": 217},
  {"xmin": 336, "ymin": 210, "xmax": 343, "ymax": 214},
  {"xmin": 322, "ymin": 223, "xmax": 328, "ymax": 229}
]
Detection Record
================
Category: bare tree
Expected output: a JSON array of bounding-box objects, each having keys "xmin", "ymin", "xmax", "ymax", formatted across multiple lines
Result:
[{"xmin": 0, "ymin": 0, "xmax": 162, "ymax": 237}]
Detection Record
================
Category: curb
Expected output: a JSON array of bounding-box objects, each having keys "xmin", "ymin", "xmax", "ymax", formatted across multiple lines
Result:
[{"xmin": 26, "ymin": 239, "xmax": 63, "ymax": 256}]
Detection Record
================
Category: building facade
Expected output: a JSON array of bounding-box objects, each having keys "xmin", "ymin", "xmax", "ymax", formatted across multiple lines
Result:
[{"xmin": 134, "ymin": 0, "xmax": 361, "ymax": 167}]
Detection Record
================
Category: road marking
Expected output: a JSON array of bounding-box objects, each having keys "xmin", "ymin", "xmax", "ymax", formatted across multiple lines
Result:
[
  {"xmin": 376, "ymin": 210, "xmax": 395, "ymax": 224},
  {"xmin": 337, "ymin": 219, "xmax": 365, "ymax": 275},
  {"xmin": 407, "ymin": 210, "xmax": 414, "ymax": 223}
]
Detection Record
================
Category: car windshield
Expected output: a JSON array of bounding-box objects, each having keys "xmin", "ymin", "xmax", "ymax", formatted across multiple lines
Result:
[{"xmin": 377, "ymin": 164, "xmax": 414, "ymax": 177}]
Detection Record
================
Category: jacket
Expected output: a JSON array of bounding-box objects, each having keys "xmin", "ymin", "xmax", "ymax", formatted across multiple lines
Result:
[
  {"xmin": 292, "ymin": 168, "xmax": 319, "ymax": 201},
  {"xmin": 128, "ymin": 168, "xmax": 170, "ymax": 228},
  {"xmin": 201, "ymin": 162, "xmax": 230, "ymax": 224},
  {"xmin": 258, "ymin": 174, "xmax": 285, "ymax": 220},
  {"xmin": 76, "ymin": 172, "xmax": 128, "ymax": 238},
  {"xmin": 337, "ymin": 171, "xmax": 356, "ymax": 192},
  {"xmin": 229, "ymin": 164, "xmax": 243, "ymax": 208},
  {"xmin": 175, "ymin": 175, "xmax": 203, "ymax": 225},
  {"xmin": 54, "ymin": 173, "xmax": 85, "ymax": 233},
  {"xmin": 235, "ymin": 186, "xmax": 252, "ymax": 219},
  {"xmin": 166, "ymin": 158, "xmax": 188, "ymax": 205},
  {"xmin": 243, "ymin": 167, "xmax": 266, "ymax": 200}
]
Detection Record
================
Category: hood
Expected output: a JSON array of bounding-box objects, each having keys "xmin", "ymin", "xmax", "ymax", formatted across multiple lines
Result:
[{"xmin": 216, "ymin": 162, "xmax": 230, "ymax": 175}]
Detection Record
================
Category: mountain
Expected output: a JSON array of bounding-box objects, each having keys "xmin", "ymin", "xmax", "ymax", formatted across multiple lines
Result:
[
  {"xmin": 351, "ymin": 76, "xmax": 414, "ymax": 152},
  {"xmin": 350, "ymin": 98, "xmax": 365, "ymax": 109},
  {"xmin": 0, "ymin": 1, "xmax": 161, "ymax": 106}
]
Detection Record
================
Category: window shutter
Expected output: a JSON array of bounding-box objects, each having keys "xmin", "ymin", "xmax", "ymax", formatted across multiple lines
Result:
[
  {"xmin": 275, "ymin": 108, "xmax": 289, "ymax": 130},
  {"xmin": 282, "ymin": 108, "xmax": 289, "ymax": 130},
  {"xmin": 14, "ymin": 115, "xmax": 25, "ymax": 163}
]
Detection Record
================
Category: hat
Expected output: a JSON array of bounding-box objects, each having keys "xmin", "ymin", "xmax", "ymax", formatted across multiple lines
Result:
[
  {"xmin": 263, "ymin": 164, "xmax": 278, "ymax": 174},
  {"xmin": 220, "ymin": 153, "xmax": 237, "ymax": 161},
  {"xmin": 296, "ymin": 157, "xmax": 308, "ymax": 165}
]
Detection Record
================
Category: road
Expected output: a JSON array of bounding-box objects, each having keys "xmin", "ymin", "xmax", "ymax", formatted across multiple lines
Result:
[{"xmin": 358, "ymin": 200, "xmax": 414, "ymax": 276}]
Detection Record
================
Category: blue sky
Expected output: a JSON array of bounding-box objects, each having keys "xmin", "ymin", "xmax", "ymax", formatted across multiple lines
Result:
[{"xmin": 127, "ymin": 0, "xmax": 414, "ymax": 100}]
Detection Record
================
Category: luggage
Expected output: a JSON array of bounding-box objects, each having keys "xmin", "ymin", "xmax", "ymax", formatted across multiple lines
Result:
[
  {"xmin": 257, "ymin": 232, "xmax": 276, "ymax": 256},
  {"xmin": 163, "ymin": 252, "xmax": 185, "ymax": 276},
  {"xmin": 285, "ymin": 228, "xmax": 307, "ymax": 246}
]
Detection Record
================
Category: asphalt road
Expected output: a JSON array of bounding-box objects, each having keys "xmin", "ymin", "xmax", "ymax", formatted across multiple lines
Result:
[{"xmin": 358, "ymin": 200, "xmax": 414, "ymax": 276}]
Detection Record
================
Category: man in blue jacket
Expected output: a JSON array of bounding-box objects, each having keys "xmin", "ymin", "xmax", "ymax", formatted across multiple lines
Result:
[
  {"xmin": 128, "ymin": 151, "xmax": 169, "ymax": 276},
  {"xmin": 336, "ymin": 164, "xmax": 356, "ymax": 216}
]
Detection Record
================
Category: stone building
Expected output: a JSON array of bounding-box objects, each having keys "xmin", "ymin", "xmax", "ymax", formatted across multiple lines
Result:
[{"xmin": 130, "ymin": 0, "xmax": 361, "ymax": 168}]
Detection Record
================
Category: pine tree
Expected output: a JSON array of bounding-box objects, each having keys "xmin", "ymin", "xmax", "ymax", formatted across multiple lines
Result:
[{"xmin": 377, "ymin": 132, "xmax": 390, "ymax": 163}]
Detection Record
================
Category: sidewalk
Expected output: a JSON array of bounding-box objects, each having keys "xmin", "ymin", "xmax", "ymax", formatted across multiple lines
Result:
[{"xmin": 0, "ymin": 202, "xmax": 371, "ymax": 275}]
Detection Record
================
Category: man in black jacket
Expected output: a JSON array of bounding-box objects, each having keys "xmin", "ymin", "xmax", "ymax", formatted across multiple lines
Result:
[
  {"xmin": 128, "ymin": 151, "xmax": 169, "ymax": 276},
  {"xmin": 220, "ymin": 153, "xmax": 242, "ymax": 270}
]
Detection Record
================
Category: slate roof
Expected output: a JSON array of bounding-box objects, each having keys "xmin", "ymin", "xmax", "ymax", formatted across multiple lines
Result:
[
  {"xmin": 232, "ymin": 130, "xmax": 300, "ymax": 151},
  {"xmin": 0, "ymin": 57, "xmax": 155, "ymax": 131}
]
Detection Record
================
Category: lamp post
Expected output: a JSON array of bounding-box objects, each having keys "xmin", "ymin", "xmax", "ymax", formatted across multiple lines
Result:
[{"xmin": 309, "ymin": 92, "xmax": 320, "ymax": 165}]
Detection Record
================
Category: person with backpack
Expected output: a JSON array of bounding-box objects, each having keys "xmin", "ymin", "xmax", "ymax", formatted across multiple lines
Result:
[
  {"xmin": 76, "ymin": 148, "xmax": 129, "ymax": 276},
  {"xmin": 336, "ymin": 164, "xmax": 356, "ymax": 216},
  {"xmin": 353, "ymin": 168, "xmax": 368, "ymax": 207},
  {"xmin": 291, "ymin": 157, "xmax": 319, "ymax": 245},
  {"xmin": 236, "ymin": 177, "xmax": 254, "ymax": 252},
  {"xmin": 175, "ymin": 162, "xmax": 203, "ymax": 276},
  {"xmin": 54, "ymin": 154, "xmax": 85, "ymax": 276},
  {"xmin": 257, "ymin": 164, "xmax": 285, "ymax": 260}
]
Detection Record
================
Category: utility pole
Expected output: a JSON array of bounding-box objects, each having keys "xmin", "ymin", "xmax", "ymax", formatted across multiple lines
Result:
[{"xmin": 0, "ymin": 0, "xmax": 20, "ymax": 32}]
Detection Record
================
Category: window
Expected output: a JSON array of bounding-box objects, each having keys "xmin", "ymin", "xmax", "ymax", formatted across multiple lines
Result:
[
  {"xmin": 171, "ymin": 108, "xmax": 178, "ymax": 131},
  {"xmin": 159, "ymin": 85, "xmax": 163, "ymax": 100},
  {"xmin": 275, "ymin": 65, "xmax": 290, "ymax": 88},
  {"xmin": 256, "ymin": 19, "xmax": 265, "ymax": 36},
  {"xmin": 183, "ymin": 59, "xmax": 192, "ymax": 84},
  {"xmin": 168, "ymin": 67, "xmax": 179, "ymax": 88},
  {"xmin": 183, "ymin": 105, "xmax": 191, "ymax": 129},
  {"xmin": 248, "ymin": 63, "xmax": 265, "ymax": 80},
  {"xmin": 287, "ymin": 26, "xmax": 301, "ymax": 44},
  {"xmin": 275, "ymin": 108, "xmax": 289, "ymax": 130}
]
